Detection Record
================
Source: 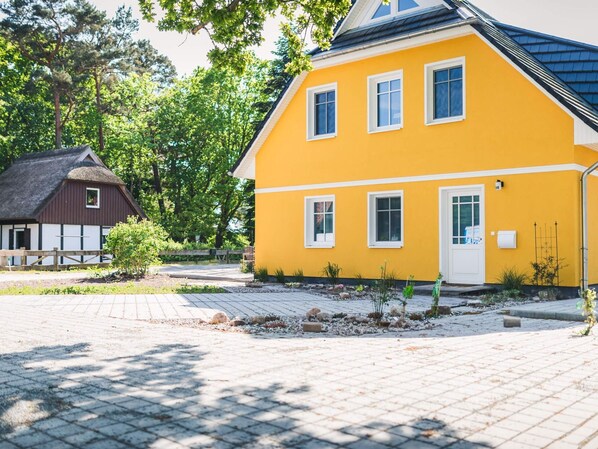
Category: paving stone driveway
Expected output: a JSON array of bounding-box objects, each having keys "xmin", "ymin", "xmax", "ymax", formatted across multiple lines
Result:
[
  {"xmin": 0, "ymin": 293, "xmax": 463, "ymax": 321},
  {"xmin": 1, "ymin": 300, "xmax": 598, "ymax": 449}
]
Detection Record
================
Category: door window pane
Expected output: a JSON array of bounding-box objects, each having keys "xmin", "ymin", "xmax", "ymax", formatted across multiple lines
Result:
[{"xmin": 451, "ymin": 194, "xmax": 481, "ymax": 245}]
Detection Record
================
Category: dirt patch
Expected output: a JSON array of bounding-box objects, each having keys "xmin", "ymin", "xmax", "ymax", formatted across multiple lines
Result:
[{"xmin": 0, "ymin": 273, "xmax": 213, "ymax": 291}]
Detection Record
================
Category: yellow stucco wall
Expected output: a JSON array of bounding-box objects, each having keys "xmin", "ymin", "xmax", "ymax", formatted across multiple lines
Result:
[{"xmin": 253, "ymin": 33, "xmax": 598, "ymax": 286}]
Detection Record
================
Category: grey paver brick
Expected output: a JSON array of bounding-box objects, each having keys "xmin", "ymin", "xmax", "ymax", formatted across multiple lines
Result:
[{"xmin": 0, "ymin": 297, "xmax": 594, "ymax": 449}]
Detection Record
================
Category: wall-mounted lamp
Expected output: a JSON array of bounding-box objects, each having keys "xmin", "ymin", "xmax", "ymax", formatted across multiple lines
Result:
[{"xmin": 495, "ymin": 179, "xmax": 504, "ymax": 191}]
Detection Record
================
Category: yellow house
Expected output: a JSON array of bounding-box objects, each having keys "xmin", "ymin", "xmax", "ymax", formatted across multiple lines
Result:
[{"xmin": 232, "ymin": 0, "xmax": 598, "ymax": 290}]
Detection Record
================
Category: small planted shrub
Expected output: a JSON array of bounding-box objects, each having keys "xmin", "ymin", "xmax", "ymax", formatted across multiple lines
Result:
[
  {"xmin": 254, "ymin": 267, "xmax": 269, "ymax": 283},
  {"xmin": 371, "ymin": 262, "xmax": 396, "ymax": 316},
  {"xmin": 400, "ymin": 275, "xmax": 415, "ymax": 322},
  {"xmin": 578, "ymin": 288, "xmax": 597, "ymax": 336},
  {"xmin": 293, "ymin": 269, "xmax": 305, "ymax": 283},
  {"xmin": 498, "ymin": 267, "xmax": 527, "ymax": 293},
  {"xmin": 241, "ymin": 260, "xmax": 254, "ymax": 274},
  {"xmin": 322, "ymin": 262, "xmax": 342, "ymax": 284},
  {"xmin": 274, "ymin": 268, "xmax": 285, "ymax": 283},
  {"xmin": 429, "ymin": 273, "xmax": 443, "ymax": 318},
  {"xmin": 531, "ymin": 256, "xmax": 566, "ymax": 287},
  {"xmin": 104, "ymin": 217, "xmax": 168, "ymax": 277}
]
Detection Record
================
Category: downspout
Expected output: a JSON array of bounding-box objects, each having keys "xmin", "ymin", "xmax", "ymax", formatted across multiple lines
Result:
[{"xmin": 581, "ymin": 160, "xmax": 598, "ymax": 291}]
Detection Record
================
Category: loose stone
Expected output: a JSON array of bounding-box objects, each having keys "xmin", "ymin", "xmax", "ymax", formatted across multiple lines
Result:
[{"xmin": 303, "ymin": 322, "xmax": 323, "ymax": 333}]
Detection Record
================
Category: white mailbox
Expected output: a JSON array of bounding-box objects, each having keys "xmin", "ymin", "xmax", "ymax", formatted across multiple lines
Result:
[{"xmin": 497, "ymin": 231, "xmax": 517, "ymax": 249}]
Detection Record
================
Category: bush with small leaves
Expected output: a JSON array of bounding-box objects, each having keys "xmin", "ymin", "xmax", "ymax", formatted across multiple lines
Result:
[
  {"xmin": 104, "ymin": 217, "xmax": 168, "ymax": 277},
  {"xmin": 578, "ymin": 288, "xmax": 597, "ymax": 336}
]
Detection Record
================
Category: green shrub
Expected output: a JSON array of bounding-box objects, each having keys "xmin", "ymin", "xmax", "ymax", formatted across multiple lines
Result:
[
  {"xmin": 241, "ymin": 260, "xmax": 254, "ymax": 273},
  {"xmin": 400, "ymin": 275, "xmax": 415, "ymax": 321},
  {"xmin": 254, "ymin": 267, "xmax": 269, "ymax": 282},
  {"xmin": 104, "ymin": 217, "xmax": 168, "ymax": 277},
  {"xmin": 371, "ymin": 262, "xmax": 396, "ymax": 316},
  {"xmin": 578, "ymin": 288, "xmax": 597, "ymax": 336},
  {"xmin": 531, "ymin": 256, "xmax": 566, "ymax": 287},
  {"xmin": 293, "ymin": 269, "xmax": 305, "ymax": 283},
  {"xmin": 498, "ymin": 267, "xmax": 527, "ymax": 292},
  {"xmin": 429, "ymin": 273, "xmax": 443, "ymax": 317},
  {"xmin": 274, "ymin": 268, "xmax": 285, "ymax": 283},
  {"xmin": 322, "ymin": 262, "xmax": 342, "ymax": 284}
]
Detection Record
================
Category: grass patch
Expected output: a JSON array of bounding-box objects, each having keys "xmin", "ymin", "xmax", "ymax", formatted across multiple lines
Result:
[{"xmin": 0, "ymin": 284, "xmax": 226, "ymax": 296}]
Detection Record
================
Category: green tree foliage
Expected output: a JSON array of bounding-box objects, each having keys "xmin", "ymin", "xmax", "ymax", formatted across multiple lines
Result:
[
  {"xmin": 138, "ymin": 0, "xmax": 352, "ymax": 74},
  {"xmin": 104, "ymin": 216, "xmax": 168, "ymax": 277},
  {"xmin": 1, "ymin": 0, "xmax": 274, "ymax": 248},
  {"xmin": 99, "ymin": 61, "xmax": 269, "ymax": 247},
  {"xmin": 0, "ymin": 0, "xmax": 106, "ymax": 148},
  {"xmin": 0, "ymin": 37, "xmax": 55, "ymax": 169}
]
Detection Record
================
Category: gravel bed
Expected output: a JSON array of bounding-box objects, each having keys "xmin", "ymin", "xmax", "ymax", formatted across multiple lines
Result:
[{"xmin": 148, "ymin": 314, "xmax": 436, "ymax": 337}]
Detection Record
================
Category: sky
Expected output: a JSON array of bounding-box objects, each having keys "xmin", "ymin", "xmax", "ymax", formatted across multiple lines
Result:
[{"xmin": 91, "ymin": 0, "xmax": 598, "ymax": 76}]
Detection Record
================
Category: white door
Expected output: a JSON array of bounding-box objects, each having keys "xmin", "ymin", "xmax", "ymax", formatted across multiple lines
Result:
[{"xmin": 446, "ymin": 188, "xmax": 485, "ymax": 284}]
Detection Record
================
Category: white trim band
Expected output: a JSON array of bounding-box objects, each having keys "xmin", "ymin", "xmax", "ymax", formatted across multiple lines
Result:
[{"xmin": 256, "ymin": 163, "xmax": 595, "ymax": 194}]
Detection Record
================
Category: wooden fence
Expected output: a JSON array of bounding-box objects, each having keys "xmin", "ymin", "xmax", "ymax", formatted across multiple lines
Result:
[
  {"xmin": 0, "ymin": 248, "xmax": 112, "ymax": 271},
  {"xmin": 0, "ymin": 247, "xmax": 249, "ymax": 271},
  {"xmin": 159, "ymin": 249, "xmax": 244, "ymax": 264}
]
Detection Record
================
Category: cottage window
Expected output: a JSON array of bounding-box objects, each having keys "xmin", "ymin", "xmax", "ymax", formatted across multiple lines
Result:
[
  {"xmin": 305, "ymin": 196, "xmax": 335, "ymax": 248},
  {"xmin": 307, "ymin": 83, "xmax": 337, "ymax": 140},
  {"xmin": 86, "ymin": 188, "xmax": 100, "ymax": 208},
  {"xmin": 368, "ymin": 191, "xmax": 403, "ymax": 248},
  {"xmin": 368, "ymin": 70, "xmax": 403, "ymax": 133},
  {"xmin": 425, "ymin": 57, "xmax": 465, "ymax": 125}
]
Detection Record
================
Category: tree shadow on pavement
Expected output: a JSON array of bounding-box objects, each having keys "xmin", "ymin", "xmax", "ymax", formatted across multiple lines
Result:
[{"xmin": 1, "ymin": 342, "xmax": 491, "ymax": 448}]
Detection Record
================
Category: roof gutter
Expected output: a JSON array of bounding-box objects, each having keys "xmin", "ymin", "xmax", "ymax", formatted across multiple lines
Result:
[
  {"xmin": 311, "ymin": 18, "xmax": 478, "ymax": 65},
  {"xmin": 581, "ymin": 161, "xmax": 598, "ymax": 291}
]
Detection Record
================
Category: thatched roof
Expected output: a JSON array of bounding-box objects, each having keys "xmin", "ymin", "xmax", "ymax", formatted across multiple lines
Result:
[{"xmin": 0, "ymin": 145, "xmax": 127, "ymax": 221}]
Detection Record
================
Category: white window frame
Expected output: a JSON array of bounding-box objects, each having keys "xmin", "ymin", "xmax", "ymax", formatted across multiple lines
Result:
[
  {"xmin": 86, "ymin": 187, "xmax": 100, "ymax": 209},
  {"xmin": 306, "ymin": 83, "xmax": 338, "ymax": 141},
  {"xmin": 366, "ymin": 0, "xmax": 446, "ymax": 24},
  {"xmin": 305, "ymin": 195, "xmax": 336, "ymax": 248},
  {"xmin": 367, "ymin": 190, "xmax": 404, "ymax": 248},
  {"xmin": 424, "ymin": 57, "xmax": 466, "ymax": 125},
  {"xmin": 368, "ymin": 70, "xmax": 404, "ymax": 133}
]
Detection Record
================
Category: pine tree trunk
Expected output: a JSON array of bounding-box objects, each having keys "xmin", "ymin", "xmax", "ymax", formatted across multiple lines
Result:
[
  {"xmin": 94, "ymin": 74, "xmax": 105, "ymax": 152},
  {"xmin": 53, "ymin": 88, "xmax": 62, "ymax": 148},
  {"xmin": 151, "ymin": 161, "xmax": 166, "ymax": 217}
]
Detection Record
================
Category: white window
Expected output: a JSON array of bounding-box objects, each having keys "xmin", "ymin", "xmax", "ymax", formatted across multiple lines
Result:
[
  {"xmin": 368, "ymin": 191, "xmax": 403, "ymax": 248},
  {"xmin": 306, "ymin": 83, "xmax": 337, "ymax": 141},
  {"xmin": 368, "ymin": 70, "xmax": 403, "ymax": 133},
  {"xmin": 425, "ymin": 57, "xmax": 466, "ymax": 125},
  {"xmin": 86, "ymin": 188, "xmax": 100, "ymax": 209},
  {"xmin": 305, "ymin": 195, "xmax": 335, "ymax": 248},
  {"xmin": 370, "ymin": 0, "xmax": 440, "ymax": 22}
]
